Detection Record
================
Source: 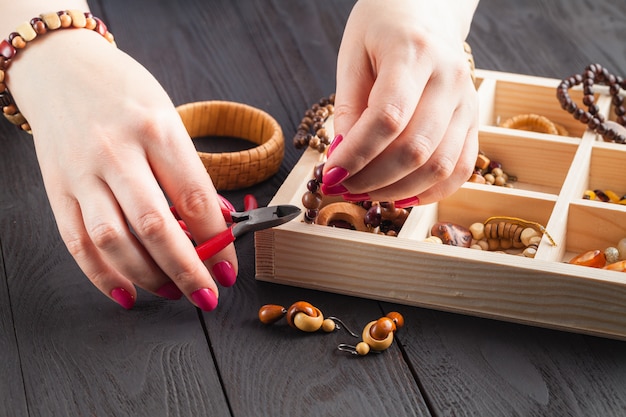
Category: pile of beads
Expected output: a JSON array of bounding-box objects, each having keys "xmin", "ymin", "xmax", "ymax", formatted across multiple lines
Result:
[
  {"xmin": 293, "ymin": 94, "xmax": 335, "ymax": 153},
  {"xmin": 583, "ymin": 189, "xmax": 626, "ymax": 205},
  {"xmin": 427, "ymin": 216, "xmax": 555, "ymax": 258},
  {"xmin": 568, "ymin": 237, "xmax": 626, "ymax": 272},
  {"xmin": 557, "ymin": 63, "xmax": 626, "ymax": 144},
  {"xmin": 467, "ymin": 151, "xmax": 516, "ymax": 187},
  {"xmin": 301, "ymin": 162, "xmax": 409, "ymax": 235}
]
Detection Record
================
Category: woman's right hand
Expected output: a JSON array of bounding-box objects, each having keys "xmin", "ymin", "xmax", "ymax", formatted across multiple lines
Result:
[{"xmin": 8, "ymin": 28, "xmax": 238, "ymax": 310}]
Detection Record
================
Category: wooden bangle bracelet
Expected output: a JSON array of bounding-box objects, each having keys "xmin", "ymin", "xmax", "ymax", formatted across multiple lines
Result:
[{"xmin": 176, "ymin": 100, "xmax": 284, "ymax": 190}]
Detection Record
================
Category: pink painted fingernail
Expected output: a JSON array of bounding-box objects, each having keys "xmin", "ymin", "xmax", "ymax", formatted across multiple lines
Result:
[
  {"xmin": 111, "ymin": 287, "xmax": 135, "ymax": 310},
  {"xmin": 342, "ymin": 193, "xmax": 370, "ymax": 202},
  {"xmin": 326, "ymin": 134, "xmax": 343, "ymax": 158},
  {"xmin": 395, "ymin": 196, "xmax": 420, "ymax": 208},
  {"xmin": 321, "ymin": 183, "xmax": 349, "ymax": 196},
  {"xmin": 156, "ymin": 282, "xmax": 184, "ymax": 300},
  {"xmin": 212, "ymin": 260, "xmax": 237, "ymax": 287},
  {"xmin": 323, "ymin": 166, "xmax": 349, "ymax": 186},
  {"xmin": 218, "ymin": 194, "xmax": 236, "ymax": 212},
  {"xmin": 191, "ymin": 288, "xmax": 218, "ymax": 311}
]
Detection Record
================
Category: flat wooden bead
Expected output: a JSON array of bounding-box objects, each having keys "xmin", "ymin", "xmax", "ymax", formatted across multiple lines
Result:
[
  {"xmin": 16, "ymin": 22, "xmax": 37, "ymax": 42},
  {"xmin": 40, "ymin": 12, "xmax": 62, "ymax": 30},
  {"xmin": 0, "ymin": 69, "xmax": 4, "ymax": 82},
  {"xmin": 67, "ymin": 10, "xmax": 87, "ymax": 28}
]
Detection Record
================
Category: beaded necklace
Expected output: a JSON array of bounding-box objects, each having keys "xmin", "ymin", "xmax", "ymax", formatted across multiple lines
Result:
[{"xmin": 557, "ymin": 63, "xmax": 626, "ymax": 144}]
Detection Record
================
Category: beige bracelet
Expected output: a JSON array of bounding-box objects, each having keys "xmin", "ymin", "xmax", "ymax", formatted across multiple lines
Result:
[
  {"xmin": 176, "ymin": 101, "xmax": 285, "ymax": 190},
  {"xmin": 0, "ymin": 10, "xmax": 116, "ymax": 133}
]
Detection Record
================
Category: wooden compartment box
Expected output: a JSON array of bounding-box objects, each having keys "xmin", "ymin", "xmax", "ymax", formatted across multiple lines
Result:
[{"xmin": 255, "ymin": 69, "xmax": 626, "ymax": 340}]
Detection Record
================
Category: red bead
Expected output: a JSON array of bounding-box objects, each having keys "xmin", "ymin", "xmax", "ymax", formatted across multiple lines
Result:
[
  {"xmin": 93, "ymin": 17, "xmax": 108, "ymax": 37},
  {"xmin": 0, "ymin": 39, "xmax": 16, "ymax": 60}
]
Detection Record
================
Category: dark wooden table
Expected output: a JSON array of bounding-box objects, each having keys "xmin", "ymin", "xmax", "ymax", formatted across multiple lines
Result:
[{"xmin": 2, "ymin": 1, "xmax": 626, "ymax": 416}]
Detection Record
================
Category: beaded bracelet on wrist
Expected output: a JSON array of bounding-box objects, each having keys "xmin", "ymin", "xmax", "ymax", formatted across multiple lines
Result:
[
  {"xmin": 557, "ymin": 63, "xmax": 626, "ymax": 144},
  {"xmin": 0, "ymin": 10, "xmax": 116, "ymax": 133}
]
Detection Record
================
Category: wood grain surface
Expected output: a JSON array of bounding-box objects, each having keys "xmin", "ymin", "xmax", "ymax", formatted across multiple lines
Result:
[{"xmin": 1, "ymin": 0, "xmax": 625, "ymax": 416}]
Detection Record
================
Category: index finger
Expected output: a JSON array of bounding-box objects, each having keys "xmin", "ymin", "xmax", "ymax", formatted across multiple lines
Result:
[{"xmin": 326, "ymin": 51, "xmax": 431, "ymax": 185}]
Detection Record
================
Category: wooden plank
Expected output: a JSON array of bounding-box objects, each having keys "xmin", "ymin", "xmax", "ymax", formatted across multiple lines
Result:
[
  {"xmin": 0, "ymin": 128, "xmax": 231, "ymax": 416},
  {"xmin": 0, "ymin": 130, "xmax": 28, "ymax": 416}
]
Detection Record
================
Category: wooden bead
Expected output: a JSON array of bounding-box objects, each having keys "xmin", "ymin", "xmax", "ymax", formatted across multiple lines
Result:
[
  {"xmin": 41, "ymin": 12, "xmax": 62, "ymax": 30},
  {"xmin": 468, "ymin": 173, "xmax": 486, "ymax": 184},
  {"xmin": 469, "ymin": 222, "xmax": 485, "ymax": 240},
  {"xmin": 258, "ymin": 304, "xmax": 286, "ymax": 325},
  {"xmin": 286, "ymin": 301, "xmax": 323, "ymax": 332},
  {"xmin": 355, "ymin": 342, "xmax": 370, "ymax": 356},
  {"xmin": 10, "ymin": 35, "xmax": 26, "ymax": 49},
  {"xmin": 321, "ymin": 318, "xmax": 336, "ymax": 332},
  {"xmin": 293, "ymin": 309, "xmax": 324, "ymax": 332},
  {"xmin": 386, "ymin": 312, "xmax": 404, "ymax": 329},
  {"xmin": 362, "ymin": 321, "xmax": 394, "ymax": 351},
  {"xmin": 67, "ymin": 10, "xmax": 87, "ymax": 28},
  {"xmin": 475, "ymin": 153, "xmax": 490, "ymax": 170},
  {"xmin": 16, "ymin": 22, "xmax": 37, "ymax": 42},
  {"xmin": 59, "ymin": 12, "xmax": 72, "ymax": 28},
  {"xmin": 520, "ymin": 227, "xmax": 540, "ymax": 246},
  {"xmin": 370, "ymin": 317, "xmax": 396, "ymax": 339},
  {"xmin": 316, "ymin": 202, "xmax": 369, "ymax": 232}
]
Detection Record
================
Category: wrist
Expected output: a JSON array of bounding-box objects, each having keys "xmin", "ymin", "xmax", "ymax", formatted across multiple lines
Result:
[{"xmin": 1, "ymin": 10, "xmax": 115, "ymax": 133}]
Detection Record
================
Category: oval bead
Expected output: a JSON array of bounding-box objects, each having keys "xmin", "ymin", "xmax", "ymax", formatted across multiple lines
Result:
[{"xmin": 258, "ymin": 304, "xmax": 286, "ymax": 325}]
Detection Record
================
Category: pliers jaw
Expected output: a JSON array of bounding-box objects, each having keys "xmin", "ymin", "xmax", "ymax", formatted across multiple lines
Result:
[{"xmin": 230, "ymin": 205, "xmax": 301, "ymax": 237}]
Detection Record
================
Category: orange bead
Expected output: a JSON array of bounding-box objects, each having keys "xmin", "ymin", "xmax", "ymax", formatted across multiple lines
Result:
[
  {"xmin": 369, "ymin": 317, "xmax": 395, "ymax": 340},
  {"xmin": 386, "ymin": 312, "xmax": 404, "ymax": 330},
  {"xmin": 604, "ymin": 260, "xmax": 626, "ymax": 272},
  {"xmin": 258, "ymin": 304, "xmax": 286, "ymax": 325},
  {"xmin": 569, "ymin": 249, "xmax": 606, "ymax": 268},
  {"xmin": 285, "ymin": 301, "xmax": 318, "ymax": 328}
]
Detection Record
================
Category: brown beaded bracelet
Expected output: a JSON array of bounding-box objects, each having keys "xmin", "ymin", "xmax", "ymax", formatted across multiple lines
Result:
[{"xmin": 0, "ymin": 10, "xmax": 116, "ymax": 133}]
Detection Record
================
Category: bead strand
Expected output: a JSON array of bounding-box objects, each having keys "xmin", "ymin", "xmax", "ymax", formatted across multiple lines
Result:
[
  {"xmin": 0, "ymin": 10, "xmax": 116, "ymax": 133},
  {"xmin": 293, "ymin": 94, "xmax": 335, "ymax": 153},
  {"xmin": 556, "ymin": 63, "xmax": 626, "ymax": 144}
]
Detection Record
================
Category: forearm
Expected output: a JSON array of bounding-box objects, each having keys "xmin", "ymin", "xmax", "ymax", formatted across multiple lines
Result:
[{"xmin": 0, "ymin": 0, "xmax": 90, "ymax": 35}]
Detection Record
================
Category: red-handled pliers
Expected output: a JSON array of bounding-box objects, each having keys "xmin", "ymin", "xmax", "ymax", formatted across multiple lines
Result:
[{"xmin": 171, "ymin": 204, "xmax": 301, "ymax": 261}]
